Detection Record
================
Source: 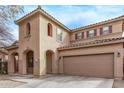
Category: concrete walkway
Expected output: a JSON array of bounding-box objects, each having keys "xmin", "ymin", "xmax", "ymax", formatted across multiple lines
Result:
[
  {"xmin": 113, "ymin": 80, "xmax": 124, "ymax": 88},
  {"xmin": 0, "ymin": 80, "xmax": 24, "ymax": 88},
  {"xmin": 12, "ymin": 75, "xmax": 114, "ymax": 88},
  {"xmin": 0, "ymin": 75, "xmax": 25, "ymax": 88}
]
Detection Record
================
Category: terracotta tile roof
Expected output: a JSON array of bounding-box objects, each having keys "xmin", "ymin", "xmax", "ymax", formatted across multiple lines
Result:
[
  {"xmin": 72, "ymin": 15, "xmax": 124, "ymax": 32},
  {"xmin": 15, "ymin": 7, "xmax": 70, "ymax": 31},
  {"xmin": 58, "ymin": 37, "xmax": 124, "ymax": 50},
  {"xmin": 6, "ymin": 41, "xmax": 19, "ymax": 50},
  {"xmin": 0, "ymin": 48, "xmax": 8, "ymax": 54},
  {"xmin": 11, "ymin": 41, "xmax": 19, "ymax": 46}
]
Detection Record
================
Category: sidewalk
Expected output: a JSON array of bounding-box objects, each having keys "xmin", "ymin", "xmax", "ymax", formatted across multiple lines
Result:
[
  {"xmin": 113, "ymin": 80, "xmax": 124, "ymax": 88},
  {"xmin": 0, "ymin": 75, "xmax": 25, "ymax": 88}
]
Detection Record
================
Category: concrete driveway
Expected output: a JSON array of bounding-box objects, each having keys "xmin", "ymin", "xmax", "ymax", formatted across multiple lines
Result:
[{"xmin": 11, "ymin": 75, "xmax": 114, "ymax": 88}]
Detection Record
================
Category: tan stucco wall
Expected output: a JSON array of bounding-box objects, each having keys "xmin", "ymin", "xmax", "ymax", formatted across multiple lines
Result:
[
  {"xmin": 71, "ymin": 20, "xmax": 123, "ymax": 44},
  {"xmin": 8, "ymin": 48, "xmax": 18, "ymax": 74},
  {"xmin": 58, "ymin": 43, "xmax": 124, "ymax": 80},
  {"xmin": 9, "ymin": 12, "xmax": 70, "ymax": 76},
  {"xmin": 0, "ymin": 52, "xmax": 8, "ymax": 62},
  {"xmin": 39, "ymin": 14, "xmax": 70, "ymax": 75},
  {"xmin": 18, "ymin": 13, "xmax": 40, "ymax": 75}
]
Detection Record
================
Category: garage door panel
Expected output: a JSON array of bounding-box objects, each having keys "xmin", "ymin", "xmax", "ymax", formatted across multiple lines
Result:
[{"xmin": 63, "ymin": 54, "xmax": 114, "ymax": 78}]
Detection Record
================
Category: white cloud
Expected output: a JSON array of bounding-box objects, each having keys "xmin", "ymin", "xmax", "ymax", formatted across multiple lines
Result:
[
  {"xmin": 44, "ymin": 5, "xmax": 124, "ymax": 29},
  {"xmin": 94, "ymin": 6, "xmax": 124, "ymax": 13},
  {"xmin": 57, "ymin": 11, "xmax": 97, "ymax": 25}
]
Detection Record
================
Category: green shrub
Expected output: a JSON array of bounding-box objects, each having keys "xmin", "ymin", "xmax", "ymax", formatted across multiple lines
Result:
[{"xmin": 0, "ymin": 61, "xmax": 8, "ymax": 74}]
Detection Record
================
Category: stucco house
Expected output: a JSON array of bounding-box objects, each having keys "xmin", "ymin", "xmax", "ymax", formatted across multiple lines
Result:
[
  {"xmin": 6, "ymin": 6, "xmax": 124, "ymax": 80},
  {"xmin": 0, "ymin": 42, "xmax": 8, "ymax": 62},
  {"xmin": 0, "ymin": 47, "xmax": 8, "ymax": 62}
]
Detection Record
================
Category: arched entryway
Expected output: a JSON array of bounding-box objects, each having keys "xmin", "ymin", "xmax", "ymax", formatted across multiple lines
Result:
[
  {"xmin": 26, "ymin": 51, "xmax": 34, "ymax": 74},
  {"xmin": 46, "ymin": 50, "xmax": 54, "ymax": 74},
  {"xmin": 12, "ymin": 52, "xmax": 19, "ymax": 73}
]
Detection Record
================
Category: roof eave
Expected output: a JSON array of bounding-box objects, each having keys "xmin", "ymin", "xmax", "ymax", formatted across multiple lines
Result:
[
  {"xmin": 58, "ymin": 38, "xmax": 124, "ymax": 51},
  {"xmin": 15, "ymin": 8, "xmax": 40, "ymax": 25},
  {"xmin": 72, "ymin": 15, "xmax": 124, "ymax": 32},
  {"xmin": 6, "ymin": 46, "xmax": 18, "ymax": 50},
  {"xmin": 15, "ymin": 8, "xmax": 71, "ymax": 32}
]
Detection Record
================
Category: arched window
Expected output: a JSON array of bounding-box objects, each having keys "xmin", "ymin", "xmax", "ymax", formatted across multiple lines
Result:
[
  {"xmin": 26, "ymin": 23, "xmax": 31, "ymax": 36},
  {"xmin": 48, "ymin": 23, "xmax": 52, "ymax": 37}
]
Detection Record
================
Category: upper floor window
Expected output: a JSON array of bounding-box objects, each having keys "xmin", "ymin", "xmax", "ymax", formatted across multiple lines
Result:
[
  {"xmin": 87, "ymin": 29, "xmax": 97, "ymax": 38},
  {"xmin": 100, "ymin": 26, "xmax": 112, "ymax": 35},
  {"xmin": 26, "ymin": 23, "xmax": 31, "ymax": 36},
  {"xmin": 56, "ymin": 28, "xmax": 62, "ymax": 42},
  {"xmin": 75, "ymin": 32, "xmax": 84, "ymax": 40},
  {"xmin": 103, "ymin": 26, "xmax": 109, "ymax": 35},
  {"xmin": 48, "ymin": 23, "xmax": 53, "ymax": 37}
]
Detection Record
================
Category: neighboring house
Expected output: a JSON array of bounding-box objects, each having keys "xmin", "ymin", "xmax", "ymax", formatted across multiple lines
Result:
[
  {"xmin": 6, "ymin": 6, "xmax": 124, "ymax": 80},
  {"xmin": 0, "ymin": 47, "xmax": 8, "ymax": 62}
]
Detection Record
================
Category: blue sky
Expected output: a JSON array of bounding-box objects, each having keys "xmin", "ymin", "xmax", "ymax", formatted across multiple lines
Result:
[{"xmin": 12, "ymin": 5, "xmax": 124, "ymax": 39}]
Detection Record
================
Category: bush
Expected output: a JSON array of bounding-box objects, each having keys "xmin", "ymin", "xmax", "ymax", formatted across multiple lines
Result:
[{"xmin": 0, "ymin": 61, "xmax": 8, "ymax": 74}]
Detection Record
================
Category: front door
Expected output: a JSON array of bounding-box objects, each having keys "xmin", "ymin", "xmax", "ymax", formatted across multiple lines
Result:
[
  {"xmin": 46, "ymin": 52, "xmax": 52, "ymax": 74},
  {"xmin": 27, "ymin": 51, "xmax": 33, "ymax": 74}
]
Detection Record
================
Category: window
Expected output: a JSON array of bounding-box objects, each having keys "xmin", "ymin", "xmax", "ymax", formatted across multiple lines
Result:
[
  {"xmin": 56, "ymin": 28, "xmax": 62, "ymax": 42},
  {"xmin": 48, "ymin": 23, "xmax": 53, "ymax": 37},
  {"xmin": 87, "ymin": 30, "xmax": 95, "ymax": 38},
  {"xmin": 26, "ymin": 23, "xmax": 31, "ymax": 36},
  {"xmin": 100, "ymin": 26, "xmax": 112, "ymax": 35},
  {"xmin": 75, "ymin": 32, "xmax": 83, "ymax": 40},
  {"xmin": 75, "ymin": 32, "xmax": 84, "ymax": 40},
  {"xmin": 102, "ymin": 26, "xmax": 109, "ymax": 35}
]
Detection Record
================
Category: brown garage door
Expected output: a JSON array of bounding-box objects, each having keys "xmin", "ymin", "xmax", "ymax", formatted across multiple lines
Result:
[{"xmin": 63, "ymin": 53, "xmax": 114, "ymax": 78}]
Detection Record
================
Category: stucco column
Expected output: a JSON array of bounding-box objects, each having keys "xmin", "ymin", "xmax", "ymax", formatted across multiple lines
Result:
[
  {"xmin": 114, "ymin": 52, "xmax": 123, "ymax": 80},
  {"xmin": 52, "ymin": 51, "xmax": 58, "ymax": 74},
  {"xmin": 18, "ymin": 59, "xmax": 22, "ymax": 74},
  {"xmin": 33, "ymin": 51, "xmax": 40, "ymax": 76},
  {"xmin": 20, "ymin": 53, "xmax": 27, "ymax": 75},
  {"xmin": 8, "ymin": 54, "xmax": 14, "ymax": 75},
  {"xmin": 39, "ymin": 51, "xmax": 46, "ymax": 75},
  {"xmin": 2, "ymin": 55, "xmax": 5, "ymax": 61},
  {"xmin": 59, "ymin": 56, "xmax": 64, "ymax": 74}
]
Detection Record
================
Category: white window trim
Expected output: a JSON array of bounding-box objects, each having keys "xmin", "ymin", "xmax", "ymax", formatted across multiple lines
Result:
[
  {"xmin": 76, "ymin": 33, "xmax": 82, "ymax": 40},
  {"xmin": 88, "ymin": 30, "xmax": 95, "ymax": 38},
  {"xmin": 103, "ymin": 26, "xmax": 109, "ymax": 31},
  {"xmin": 56, "ymin": 28, "xmax": 63, "ymax": 42},
  {"xmin": 102, "ymin": 26, "xmax": 109, "ymax": 35}
]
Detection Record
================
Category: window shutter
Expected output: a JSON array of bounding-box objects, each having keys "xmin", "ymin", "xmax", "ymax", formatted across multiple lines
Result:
[
  {"xmin": 75, "ymin": 33, "xmax": 77, "ymax": 40},
  {"xmin": 94, "ymin": 29, "xmax": 97, "ymax": 36},
  {"xmin": 100, "ymin": 28, "xmax": 103, "ymax": 35},
  {"xmin": 50, "ymin": 25, "xmax": 52, "ymax": 36},
  {"xmin": 122, "ymin": 23, "xmax": 124, "ymax": 31},
  {"xmin": 109, "ymin": 25, "xmax": 112, "ymax": 33},
  {"xmin": 87, "ymin": 31, "xmax": 89, "ymax": 38},
  {"xmin": 82, "ymin": 32, "xmax": 84, "ymax": 39}
]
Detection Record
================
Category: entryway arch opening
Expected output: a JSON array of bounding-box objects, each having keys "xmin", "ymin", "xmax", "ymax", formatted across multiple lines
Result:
[
  {"xmin": 11, "ymin": 52, "xmax": 19, "ymax": 73},
  {"xmin": 26, "ymin": 50, "xmax": 34, "ymax": 74},
  {"xmin": 46, "ymin": 50, "xmax": 54, "ymax": 74}
]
